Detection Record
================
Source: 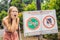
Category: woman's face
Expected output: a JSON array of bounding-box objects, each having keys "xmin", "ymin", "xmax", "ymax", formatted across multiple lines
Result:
[{"xmin": 10, "ymin": 7, "xmax": 18, "ymax": 19}]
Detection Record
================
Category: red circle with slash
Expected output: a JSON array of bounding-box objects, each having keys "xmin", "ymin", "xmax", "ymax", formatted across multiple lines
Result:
[{"xmin": 43, "ymin": 15, "xmax": 55, "ymax": 29}]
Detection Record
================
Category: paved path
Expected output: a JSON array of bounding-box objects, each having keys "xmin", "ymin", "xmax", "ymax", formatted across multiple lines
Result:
[
  {"xmin": 0, "ymin": 29, "xmax": 47, "ymax": 40},
  {"xmin": 0, "ymin": 29, "xmax": 59, "ymax": 40},
  {"xmin": 0, "ymin": 29, "xmax": 4, "ymax": 37}
]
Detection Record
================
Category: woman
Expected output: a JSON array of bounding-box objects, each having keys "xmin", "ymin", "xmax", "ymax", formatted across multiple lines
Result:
[{"xmin": 2, "ymin": 6, "xmax": 19, "ymax": 40}]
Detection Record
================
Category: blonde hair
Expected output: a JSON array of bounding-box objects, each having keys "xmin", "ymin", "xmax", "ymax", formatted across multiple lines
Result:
[
  {"xmin": 8, "ymin": 6, "xmax": 18, "ymax": 14},
  {"xmin": 8, "ymin": 6, "xmax": 18, "ymax": 25}
]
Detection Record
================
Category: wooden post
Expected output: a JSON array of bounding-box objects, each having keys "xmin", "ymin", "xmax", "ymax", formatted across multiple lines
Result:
[
  {"xmin": 36, "ymin": 0, "xmax": 41, "ymax": 10},
  {"xmin": 36, "ymin": 0, "xmax": 43, "ymax": 40}
]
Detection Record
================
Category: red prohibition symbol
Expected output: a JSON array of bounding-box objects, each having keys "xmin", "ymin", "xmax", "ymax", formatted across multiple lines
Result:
[{"xmin": 43, "ymin": 15, "xmax": 55, "ymax": 29}]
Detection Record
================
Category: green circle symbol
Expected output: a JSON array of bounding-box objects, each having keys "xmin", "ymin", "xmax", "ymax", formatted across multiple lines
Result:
[{"xmin": 27, "ymin": 17, "xmax": 39, "ymax": 30}]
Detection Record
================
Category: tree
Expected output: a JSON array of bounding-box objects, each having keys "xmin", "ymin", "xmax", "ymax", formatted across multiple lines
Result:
[
  {"xmin": 10, "ymin": 0, "xmax": 25, "ymax": 12},
  {"xmin": 24, "ymin": 1, "xmax": 37, "ymax": 11},
  {"xmin": 56, "ymin": 0, "xmax": 60, "ymax": 27},
  {"xmin": 0, "ymin": 10, "xmax": 7, "ymax": 29},
  {"xmin": 0, "ymin": 0, "xmax": 8, "ymax": 12}
]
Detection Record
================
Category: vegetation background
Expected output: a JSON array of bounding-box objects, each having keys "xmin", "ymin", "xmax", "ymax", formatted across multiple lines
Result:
[{"xmin": 0, "ymin": 0, "xmax": 60, "ymax": 40}]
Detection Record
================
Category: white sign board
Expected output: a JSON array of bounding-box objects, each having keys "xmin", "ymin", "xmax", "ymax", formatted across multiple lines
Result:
[
  {"xmin": 23, "ymin": 10, "xmax": 58, "ymax": 37},
  {"xmin": 41, "ymin": 10, "xmax": 58, "ymax": 34}
]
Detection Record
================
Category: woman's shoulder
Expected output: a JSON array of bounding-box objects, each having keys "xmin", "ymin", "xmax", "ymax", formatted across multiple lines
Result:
[
  {"xmin": 2, "ymin": 16, "xmax": 8, "ymax": 22},
  {"xmin": 2, "ymin": 16, "xmax": 8, "ymax": 26}
]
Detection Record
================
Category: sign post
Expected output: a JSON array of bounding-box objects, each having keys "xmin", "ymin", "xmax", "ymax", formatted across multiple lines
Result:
[{"xmin": 36, "ymin": 0, "xmax": 43, "ymax": 40}]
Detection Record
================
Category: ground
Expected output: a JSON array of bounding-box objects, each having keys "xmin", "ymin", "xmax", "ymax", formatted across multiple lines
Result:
[{"xmin": 0, "ymin": 29, "xmax": 60, "ymax": 40}]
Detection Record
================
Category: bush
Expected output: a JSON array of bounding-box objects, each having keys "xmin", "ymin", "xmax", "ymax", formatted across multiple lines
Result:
[
  {"xmin": 0, "ymin": 10, "xmax": 7, "ymax": 29},
  {"xmin": 10, "ymin": 0, "xmax": 25, "ymax": 12},
  {"xmin": 18, "ymin": 13, "xmax": 23, "ymax": 32},
  {"xmin": 24, "ymin": 1, "xmax": 37, "ymax": 11}
]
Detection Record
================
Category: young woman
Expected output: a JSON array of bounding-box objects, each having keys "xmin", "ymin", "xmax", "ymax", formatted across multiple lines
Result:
[{"xmin": 2, "ymin": 6, "xmax": 19, "ymax": 40}]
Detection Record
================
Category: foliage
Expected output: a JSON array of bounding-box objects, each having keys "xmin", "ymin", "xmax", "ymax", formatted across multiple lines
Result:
[
  {"xmin": 24, "ymin": 1, "xmax": 37, "ymax": 11},
  {"xmin": 18, "ymin": 13, "xmax": 23, "ymax": 32},
  {"xmin": 0, "ymin": 10, "xmax": 7, "ymax": 29},
  {"xmin": 41, "ymin": 0, "xmax": 56, "ymax": 10},
  {"xmin": 56, "ymin": 0, "xmax": 60, "ymax": 27},
  {"xmin": 0, "ymin": 0, "xmax": 8, "ymax": 12},
  {"xmin": 23, "ymin": 0, "xmax": 32, "ymax": 4},
  {"xmin": 10, "ymin": 0, "xmax": 25, "ymax": 12}
]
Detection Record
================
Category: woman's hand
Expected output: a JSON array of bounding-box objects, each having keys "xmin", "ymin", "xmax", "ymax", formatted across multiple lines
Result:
[
  {"xmin": 10, "ymin": 26, "xmax": 15, "ymax": 32},
  {"xmin": 11, "ymin": 18, "xmax": 18, "ymax": 32}
]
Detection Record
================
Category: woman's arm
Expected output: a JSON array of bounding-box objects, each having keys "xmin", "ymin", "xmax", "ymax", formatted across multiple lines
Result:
[
  {"xmin": 2, "ymin": 17, "xmax": 12, "ymax": 32},
  {"xmin": 2, "ymin": 17, "xmax": 19, "ymax": 32}
]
